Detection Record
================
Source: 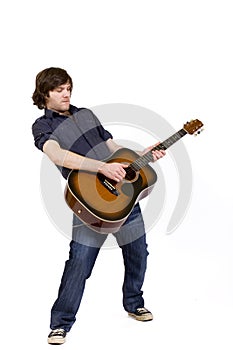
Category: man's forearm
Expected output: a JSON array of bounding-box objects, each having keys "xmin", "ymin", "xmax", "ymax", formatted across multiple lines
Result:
[
  {"xmin": 58, "ymin": 149, "xmax": 104, "ymax": 172},
  {"xmin": 43, "ymin": 140, "xmax": 104, "ymax": 173}
]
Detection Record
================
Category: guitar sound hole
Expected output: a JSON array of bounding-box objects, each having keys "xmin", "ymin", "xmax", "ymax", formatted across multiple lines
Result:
[{"xmin": 125, "ymin": 166, "xmax": 137, "ymax": 181}]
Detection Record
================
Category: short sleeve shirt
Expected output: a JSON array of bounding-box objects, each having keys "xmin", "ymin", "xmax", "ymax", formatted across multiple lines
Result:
[{"xmin": 32, "ymin": 105, "xmax": 113, "ymax": 178}]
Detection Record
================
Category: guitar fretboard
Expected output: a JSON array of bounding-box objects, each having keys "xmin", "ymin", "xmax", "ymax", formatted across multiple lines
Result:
[{"xmin": 131, "ymin": 128, "xmax": 187, "ymax": 171}]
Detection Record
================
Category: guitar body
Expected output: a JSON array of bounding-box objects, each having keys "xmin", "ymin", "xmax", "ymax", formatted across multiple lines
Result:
[
  {"xmin": 64, "ymin": 148, "xmax": 157, "ymax": 233},
  {"xmin": 64, "ymin": 119, "xmax": 203, "ymax": 234}
]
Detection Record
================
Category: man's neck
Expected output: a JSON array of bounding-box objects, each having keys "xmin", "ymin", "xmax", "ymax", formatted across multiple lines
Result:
[
  {"xmin": 60, "ymin": 110, "xmax": 71, "ymax": 116},
  {"xmin": 47, "ymin": 108, "xmax": 71, "ymax": 116}
]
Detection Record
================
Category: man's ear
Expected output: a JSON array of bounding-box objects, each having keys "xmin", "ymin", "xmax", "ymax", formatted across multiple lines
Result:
[{"xmin": 44, "ymin": 92, "xmax": 50, "ymax": 104}]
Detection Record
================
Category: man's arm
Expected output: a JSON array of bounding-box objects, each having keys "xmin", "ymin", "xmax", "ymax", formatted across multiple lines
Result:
[
  {"xmin": 43, "ymin": 139, "xmax": 127, "ymax": 182},
  {"xmin": 106, "ymin": 138, "xmax": 166, "ymax": 161},
  {"xmin": 105, "ymin": 138, "xmax": 123, "ymax": 153}
]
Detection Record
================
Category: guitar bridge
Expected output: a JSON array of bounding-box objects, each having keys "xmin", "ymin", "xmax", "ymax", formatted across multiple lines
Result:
[{"xmin": 97, "ymin": 173, "xmax": 119, "ymax": 196}]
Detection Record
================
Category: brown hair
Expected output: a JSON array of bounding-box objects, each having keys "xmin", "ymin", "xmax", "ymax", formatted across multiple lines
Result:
[{"xmin": 32, "ymin": 67, "xmax": 73, "ymax": 109}]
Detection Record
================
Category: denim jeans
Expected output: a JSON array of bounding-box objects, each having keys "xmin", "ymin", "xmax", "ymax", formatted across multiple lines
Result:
[{"xmin": 50, "ymin": 204, "xmax": 149, "ymax": 332}]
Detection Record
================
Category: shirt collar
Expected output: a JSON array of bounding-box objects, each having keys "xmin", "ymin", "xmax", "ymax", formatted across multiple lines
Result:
[{"xmin": 44, "ymin": 104, "xmax": 79, "ymax": 118}]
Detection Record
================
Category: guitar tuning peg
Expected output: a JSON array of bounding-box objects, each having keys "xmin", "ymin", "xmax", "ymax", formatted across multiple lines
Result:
[{"xmin": 194, "ymin": 128, "xmax": 204, "ymax": 136}]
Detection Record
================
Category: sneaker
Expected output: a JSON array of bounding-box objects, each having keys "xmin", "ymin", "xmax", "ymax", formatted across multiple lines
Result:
[
  {"xmin": 48, "ymin": 328, "xmax": 66, "ymax": 345},
  {"xmin": 128, "ymin": 307, "xmax": 153, "ymax": 322}
]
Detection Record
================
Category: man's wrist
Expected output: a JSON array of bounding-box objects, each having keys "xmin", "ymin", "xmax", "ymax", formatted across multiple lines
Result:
[{"xmin": 97, "ymin": 161, "xmax": 105, "ymax": 173}]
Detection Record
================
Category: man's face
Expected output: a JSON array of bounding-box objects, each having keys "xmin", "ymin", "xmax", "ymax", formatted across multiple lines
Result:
[{"xmin": 46, "ymin": 82, "xmax": 71, "ymax": 113}]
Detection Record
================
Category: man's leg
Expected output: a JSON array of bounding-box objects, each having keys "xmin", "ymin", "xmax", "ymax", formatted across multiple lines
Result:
[
  {"xmin": 50, "ymin": 240, "xmax": 103, "ymax": 331},
  {"xmin": 50, "ymin": 216, "xmax": 107, "ymax": 332},
  {"xmin": 119, "ymin": 234, "xmax": 149, "ymax": 312},
  {"xmin": 114, "ymin": 204, "xmax": 149, "ymax": 313}
]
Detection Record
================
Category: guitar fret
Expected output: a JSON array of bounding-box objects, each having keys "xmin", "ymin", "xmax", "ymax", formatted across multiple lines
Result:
[
  {"xmin": 130, "ymin": 129, "xmax": 187, "ymax": 171},
  {"xmin": 131, "ymin": 162, "xmax": 140, "ymax": 171}
]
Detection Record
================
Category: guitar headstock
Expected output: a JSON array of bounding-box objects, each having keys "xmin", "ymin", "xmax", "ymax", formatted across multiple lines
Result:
[{"xmin": 183, "ymin": 119, "xmax": 204, "ymax": 135}]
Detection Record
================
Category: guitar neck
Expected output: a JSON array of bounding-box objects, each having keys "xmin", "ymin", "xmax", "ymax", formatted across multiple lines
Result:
[{"xmin": 131, "ymin": 128, "xmax": 187, "ymax": 171}]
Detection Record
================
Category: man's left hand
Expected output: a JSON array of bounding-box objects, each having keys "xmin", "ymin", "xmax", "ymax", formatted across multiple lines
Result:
[{"xmin": 143, "ymin": 142, "xmax": 166, "ymax": 162}]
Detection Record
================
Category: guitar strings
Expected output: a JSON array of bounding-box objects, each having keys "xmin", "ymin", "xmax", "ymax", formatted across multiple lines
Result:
[{"xmin": 131, "ymin": 129, "xmax": 187, "ymax": 171}]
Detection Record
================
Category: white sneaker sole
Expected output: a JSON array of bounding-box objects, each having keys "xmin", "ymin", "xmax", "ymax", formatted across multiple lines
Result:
[
  {"xmin": 128, "ymin": 312, "xmax": 153, "ymax": 321},
  {"xmin": 48, "ymin": 336, "xmax": 66, "ymax": 345}
]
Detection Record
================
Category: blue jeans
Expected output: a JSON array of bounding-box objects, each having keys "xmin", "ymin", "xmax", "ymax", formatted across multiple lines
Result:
[{"xmin": 50, "ymin": 204, "xmax": 149, "ymax": 332}]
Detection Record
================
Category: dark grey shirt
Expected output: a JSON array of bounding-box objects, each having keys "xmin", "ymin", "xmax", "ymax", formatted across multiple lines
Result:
[{"xmin": 32, "ymin": 105, "xmax": 112, "ymax": 178}]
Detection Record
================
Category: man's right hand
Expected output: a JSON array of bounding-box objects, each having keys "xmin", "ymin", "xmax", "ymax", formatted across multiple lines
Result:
[{"xmin": 98, "ymin": 162, "xmax": 128, "ymax": 182}]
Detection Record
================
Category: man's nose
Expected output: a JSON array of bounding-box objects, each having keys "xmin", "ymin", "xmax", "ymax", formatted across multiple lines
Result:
[{"xmin": 63, "ymin": 89, "xmax": 70, "ymax": 97}]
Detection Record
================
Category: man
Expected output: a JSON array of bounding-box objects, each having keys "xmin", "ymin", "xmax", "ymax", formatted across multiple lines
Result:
[{"xmin": 32, "ymin": 67, "xmax": 166, "ymax": 345}]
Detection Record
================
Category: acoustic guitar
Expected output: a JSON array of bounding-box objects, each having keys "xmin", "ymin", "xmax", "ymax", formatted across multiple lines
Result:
[{"xmin": 65, "ymin": 119, "xmax": 203, "ymax": 233}]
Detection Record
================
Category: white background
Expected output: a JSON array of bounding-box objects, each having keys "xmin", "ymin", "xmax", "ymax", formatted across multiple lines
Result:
[{"xmin": 1, "ymin": 0, "xmax": 233, "ymax": 349}]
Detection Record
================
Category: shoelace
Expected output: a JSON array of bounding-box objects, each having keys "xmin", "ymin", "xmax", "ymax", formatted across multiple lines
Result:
[
  {"xmin": 50, "ymin": 329, "xmax": 65, "ymax": 336},
  {"xmin": 136, "ymin": 307, "xmax": 148, "ymax": 313}
]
